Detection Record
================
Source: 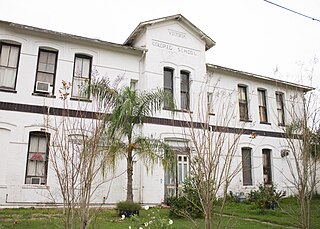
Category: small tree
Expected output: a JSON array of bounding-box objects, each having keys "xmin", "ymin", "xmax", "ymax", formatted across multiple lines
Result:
[
  {"xmin": 47, "ymin": 79, "xmax": 116, "ymax": 229},
  {"xmin": 282, "ymin": 87, "xmax": 320, "ymax": 229},
  {"xmin": 97, "ymin": 86, "xmax": 175, "ymax": 203},
  {"xmin": 178, "ymin": 85, "xmax": 243, "ymax": 229}
]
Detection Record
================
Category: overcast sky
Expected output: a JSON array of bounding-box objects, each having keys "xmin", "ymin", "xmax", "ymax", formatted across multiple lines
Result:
[{"xmin": 0, "ymin": 0, "xmax": 319, "ymax": 88}]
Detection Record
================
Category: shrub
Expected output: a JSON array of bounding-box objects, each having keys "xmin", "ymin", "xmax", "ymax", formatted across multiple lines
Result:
[
  {"xmin": 166, "ymin": 178, "xmax": 203, "ymax": 218},
  {"xmin": 116, "ymin": 201, "xmax": 141, "ymax": 217},
  {"xmin": 248, "ymin": 183, "xmax": 285, "ymax": 210},
  {"xmin": 116, "ymin": 201, "xmax": 141, "ymax": 211}
]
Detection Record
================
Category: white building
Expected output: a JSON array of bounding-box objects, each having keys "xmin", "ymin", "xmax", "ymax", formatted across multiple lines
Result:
[{"xmin": 0, "ymin": 14, "xmax": 313, "ymax": 207}]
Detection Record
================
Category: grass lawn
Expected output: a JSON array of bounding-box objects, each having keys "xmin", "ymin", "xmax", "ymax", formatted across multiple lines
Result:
[{"xmin": 0, "ymin": 197, "xmax": 319, "ymax": 228}]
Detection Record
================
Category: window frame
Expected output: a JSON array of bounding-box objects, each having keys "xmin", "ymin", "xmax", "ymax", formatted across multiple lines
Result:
[
  {"xmin": 238, "ymin": 85, "xmax": 249, "ymax": 121},
  {"xmin": 164, "ymin": 67, "xmax": 174, "ymax": 108},
  {"xmin": 180, "ymin": 70, "xmax": 190, "ymax": 110},
  {"xmin": 34, "ymin": 48, "xmax": 58, "ymax": 95},
  {"xmin": 241, "ymin": 147, "xmax": 253, "ymax": 186},
  {"xmin": 25, "ymin": 131, "xmax": 50, "ymax": 185},
  {"xmin": 262, "ymin": 149, "xmax": 272, "ymax": 185},
  {"xmin": 207, "ymin": 92, "xmax": 214, "ymax": 114},
  {"xmin": 258, "ymin": 89, "xmax": 268, "ymax": 123},
  {"xmin": 275, "ymin": 92, "xmax": 285, "ymax": 126},
  {"xmin": 0, "ymin": 42, "xmax": 21, "ymax": 91},
  {"xmin": 71, "ymin": 54, "xmax": 92, "ymax": 100}
]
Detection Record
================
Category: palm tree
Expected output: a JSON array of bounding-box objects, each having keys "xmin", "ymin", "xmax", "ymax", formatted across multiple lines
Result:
[
  {"xmin": 111, "ymin": 87, "xmax": 175, "ymax": 202},
  {"xmin": 92, "ymin": 84, "xmax": 175, "ymax": 203}
]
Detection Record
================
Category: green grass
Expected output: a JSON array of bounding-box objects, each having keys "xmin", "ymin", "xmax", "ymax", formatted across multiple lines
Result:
[{"xmin": 0, "ymin": 197, "xmax": 319, "ymax": 228}]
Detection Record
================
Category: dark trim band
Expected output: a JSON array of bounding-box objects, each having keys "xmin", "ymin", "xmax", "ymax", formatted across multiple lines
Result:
[{"xmin": 0, "ymin": 101, "xmax": 286, "ymax": 138}]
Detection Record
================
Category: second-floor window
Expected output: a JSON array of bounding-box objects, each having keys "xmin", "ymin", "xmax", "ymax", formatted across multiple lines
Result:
[
  {"xmin": 34, "ymin": 49, "xmax": 58, "ymax": 95},
  {"xmin": 164, "ymin": 67, "xmax": 174, "ymax": 108},
  {"xmin": 180, "ymin": 71, "xmax": 190, "ymax": 110},
  {"xmin": 275, "ymin": 92, "xmax": 285, "ymax": 126},
  {"xmin": 0, "ymin": 42, "xmax": 20, "ymax": 90},
  {"xmin": 207, "ymin": 92, "xmax": 213, "ymax": 114},
  {"xmin": 72, "ymin": 55, "xmax": 92, "ymax": 99},
  {"xmin": 258, "ymin": 89, "xmax": 268, "ymax": 123},
  {"xmin": 238, "ymin": 85, "xmax": 249, "ymax": 121}
]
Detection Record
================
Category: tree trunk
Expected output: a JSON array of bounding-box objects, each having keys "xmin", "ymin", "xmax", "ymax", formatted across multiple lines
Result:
[
  {"xmin": 205, "ymin": 208, "xmax": 212, "ymax": 229},
  {"xmin": 126, "ymin": 148, "xmax": 134, "ymax": 202}
]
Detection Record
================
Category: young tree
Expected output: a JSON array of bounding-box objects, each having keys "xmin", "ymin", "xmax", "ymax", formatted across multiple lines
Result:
[
  {"xmin": 177, "ymin": 85, "xmax": 244, "ymax": 229},
  {"xmin": 282, "ymin": 87, "xmax": 320, "ymax": 229},
  {"xmin": 47, "ymin": 79, "xmax": 116, "ymax": 229},
  {"xmin": 103, "ymin": 86, "xmax": 175, "ymax": 203}
]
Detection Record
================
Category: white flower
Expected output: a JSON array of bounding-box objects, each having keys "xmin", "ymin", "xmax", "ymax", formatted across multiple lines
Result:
[
  {"xmin": 144, "ymin": 205, "xmax": 150, "ymax": 210},
  {"xmin": 139, "ymin": 227, "xmax": 143, "ymax": 229},
  {"xmin": 128, "ymin": 226, "xmax": 131, "ymax": 229},
  {"xmin": 168, "ymin": 219, "xmax": 173, "ymax": 225},
  {"xmin": 144, "ymin": 222, "xmax": 149, "ymax": 227},
  {"xmin": 121, "ymin": 214, "xmax": 125, "ymax": 220}
]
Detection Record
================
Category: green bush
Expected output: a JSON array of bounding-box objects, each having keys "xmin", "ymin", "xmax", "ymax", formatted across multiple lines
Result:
[
  {"xmin": 116, "ymin": 201, "xmax": 141, "ymax": 211},
  {"xmin": 248, "ymin": 183, "xmax": 285, "ymax": 210},
  {"xmin": 166, "ymin": 178, "xmax": 203, "ymax": 218}
]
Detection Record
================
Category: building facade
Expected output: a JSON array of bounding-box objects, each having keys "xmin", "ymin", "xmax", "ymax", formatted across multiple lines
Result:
[{"xmin": 0, "ymin": 15, "xmax": 313, "ymax": 207}]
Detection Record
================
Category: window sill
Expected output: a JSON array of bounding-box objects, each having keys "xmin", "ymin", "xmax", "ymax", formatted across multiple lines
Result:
[
  {"xmin": 70, "ymin": 97, "xmax": 92, "ymax": 102},
  {"xmin": 0, "ymin": 88, "xmax": 17, "ymax": 93},
  {"xmin": 240, "ymin": 119, "xmax": 252, "ymax": 123},
  {"xmin": 163, "ymin": 107, "xmax": 193, "ymax": 113},
  {"xmin": 260, "ymin": 122, "xmax": 271, "ymax": 125},
  {"xmin": 22, "ymin": 184, "xmax": 49, "ymax": 189},
  {"xmin": 32, "ymin": 92, "xmax": 56, "ymax": 98}
]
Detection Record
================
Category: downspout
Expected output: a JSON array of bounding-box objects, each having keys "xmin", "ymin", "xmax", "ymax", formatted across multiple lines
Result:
[{"xmin": 138, "ymin": 49, "xmax": 147, "ymax": 204}]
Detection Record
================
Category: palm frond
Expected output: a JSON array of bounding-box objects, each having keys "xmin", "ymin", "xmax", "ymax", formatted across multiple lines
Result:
[{"xmin": 133, "ymin": 137, "xmax": 175, "ymax": 174}]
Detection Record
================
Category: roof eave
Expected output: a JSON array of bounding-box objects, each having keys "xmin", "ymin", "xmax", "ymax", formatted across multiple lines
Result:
[
  {"xmin": 1, "ymin": 20, "xmax": 145, "ymax": 54},
  {"xmin": 124, "ymin": 14, "xmax": 215, "ymax": 51},
  {"xmin": 207, "ymin": 64, "xmax": 314, "ymax": 92}
]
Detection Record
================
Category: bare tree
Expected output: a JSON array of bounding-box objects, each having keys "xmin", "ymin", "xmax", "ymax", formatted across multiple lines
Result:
[
  {"xmin": 46, "ymin": 79, "xmax": 116, "ymax": 229},
  {"xmin": 282, "ymin": 86, "xmax": 320, "ymax": 229},
  {"xmin": 177, "ymin": 84, "xmax": 244, "ymax": 229}
]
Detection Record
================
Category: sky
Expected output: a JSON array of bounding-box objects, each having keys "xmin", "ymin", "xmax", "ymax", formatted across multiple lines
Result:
[{"xmin": 0, "ymin": 0, "xmax": 319, "ymax": 88}]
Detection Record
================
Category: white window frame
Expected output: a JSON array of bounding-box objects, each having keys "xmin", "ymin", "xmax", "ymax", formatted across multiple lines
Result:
[{"xmin": 0, "ymin": 42, "xmax": 20, "ymax": 90}]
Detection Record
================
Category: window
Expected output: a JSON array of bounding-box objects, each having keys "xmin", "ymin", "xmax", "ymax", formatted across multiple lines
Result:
[
  {"xmin": 258, "ymin": 89, "xmax": 268, "ymax": 123},
  {"xmin": 130, "ymin": 79, "xmax": 138, "ymax": 91},
  {"xmin": 72, "ymin": 54, "xmax": 92, "ymax": 99},
  {"xmin": 262, "ymin": 149, "xmax": 272, "ymax": 185},
  {"xmin": 34, "ymin": 49, "xmax": 58, "ymax": 95},
  {"xmin": 207, "ymin": 92, "xmax": 213, "ymax": 114},
  {"xmin": 164, "ymin": 67, "xmax": 173, "ymax": 108},
  {"xmin": 180, "ymin": 71, "xmax": 190, "ymax": 110},
  {"xmin": 164, "ymin": 148, "xmax": 189, "ymax": 198},
  {"xmin": 276, "ymin": 92, "xmax": 285, "ymax": 125},
  {"xmin": 25, "ymin": 132, "xmax": 50, "ymax": 185},
  {"xmin": 238, "ymin": 85, "xmax": 249, "ymax": 121},
  {"xmin": 177, "ymin": 155, "xmax": 189, "ymax": 184},
  {"xmin": 0, "ymin": 42, "xmax": 20, "ymax": 90},
  {"xmin": 242, "ymin": 147, "xmax": 252, "ymax": 186}
]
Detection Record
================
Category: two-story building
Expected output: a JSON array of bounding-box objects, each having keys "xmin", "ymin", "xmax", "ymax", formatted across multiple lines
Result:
[{"xmin": 0, "ymin": 14, "xmax": 313, "ymax": 207}]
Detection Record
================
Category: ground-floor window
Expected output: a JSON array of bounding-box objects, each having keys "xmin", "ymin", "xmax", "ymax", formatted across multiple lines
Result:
[
  {"xmin": 25, "ymin": 131, "xmax": 49, "ymax": 185},
  {"xmin": 262, "ymin": 149, "xmax": 272, "ymax": 184},
  {"xmin": 242, "ymin": 147, "xmax": 253, "ymax": 186},
  {"xmin": 164, "ymin": 148, "xmax": 189, "ymax": 199}
]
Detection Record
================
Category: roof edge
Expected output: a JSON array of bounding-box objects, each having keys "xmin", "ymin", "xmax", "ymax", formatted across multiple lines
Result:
[
  {"xmin": 124, "ymin": 14, "xmax": 216, "ymax": 51},
  {"xmin": 207, "ymin": 64, "xmax": 314, "ymax": 92},
  {"xmin": 0, "ymin": 20, "xmax": 145, "ymax": 54}
]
